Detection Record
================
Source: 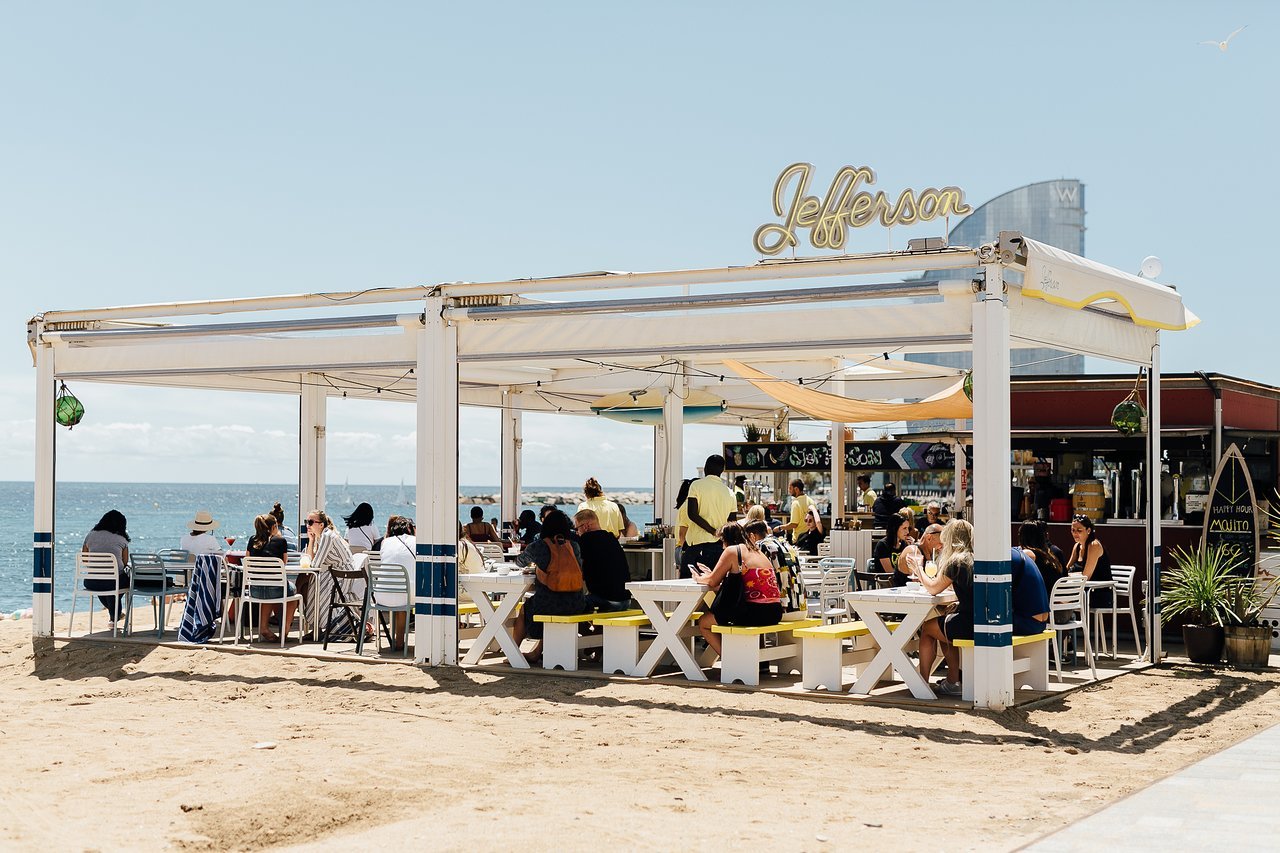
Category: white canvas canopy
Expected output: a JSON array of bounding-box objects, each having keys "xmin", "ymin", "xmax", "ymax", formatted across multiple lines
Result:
[{"xmin": 29, "ymin": 232, "xmax": 1194, "ymax": 708}]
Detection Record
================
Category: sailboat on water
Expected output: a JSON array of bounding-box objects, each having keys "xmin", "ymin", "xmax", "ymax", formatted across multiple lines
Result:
[{"xmin": 394, "ymin": 478, "xmax": 410, "ymax": 507}]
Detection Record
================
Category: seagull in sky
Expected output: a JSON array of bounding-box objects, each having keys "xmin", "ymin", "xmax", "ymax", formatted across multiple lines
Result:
[{"xmin": 1200, "ymin": 25, "xmax": 1246, "ymax": 51}]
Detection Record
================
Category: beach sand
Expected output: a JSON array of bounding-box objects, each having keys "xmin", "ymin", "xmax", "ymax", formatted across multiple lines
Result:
[{"xmin": 4, "ymin": 615, "xmax": 1278, "ymax": 852}]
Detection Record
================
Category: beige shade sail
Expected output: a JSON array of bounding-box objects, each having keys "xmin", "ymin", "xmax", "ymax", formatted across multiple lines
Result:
[{"xmin": 723, "ymin": 359, "xmax": 973, "ymax": 423}]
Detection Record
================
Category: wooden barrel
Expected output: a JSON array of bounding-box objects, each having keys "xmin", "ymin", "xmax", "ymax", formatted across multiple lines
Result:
[{"xmin": 1072, "ymin": 480, "xmax": 1105, "ymax": 521}]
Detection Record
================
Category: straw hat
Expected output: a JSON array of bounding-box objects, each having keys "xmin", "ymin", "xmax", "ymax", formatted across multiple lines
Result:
[{"xmin": 188, "ymin": 510, "xmax": 220, "ymax": 532}]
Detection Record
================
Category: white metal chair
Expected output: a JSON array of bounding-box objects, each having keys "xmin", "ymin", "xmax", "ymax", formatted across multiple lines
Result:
[
  {"xmin": 816, "ymin": 567, "xmax": 851, "ymax": 624},
  {"xmin": 69, "ymin": 552, "xmax": 127, "ymax": 637},
  {"xmin": 476, "ymin": 542, "xmax": 505, "ymax": 562},
  {"xmin": 1049, "ymin": 575, "xmax": 1096, "ymax": 681},
  {"xmin": 817, "ymin": 557, "xmax": 856, "ymax": 593},
  {"xmin": 1108, "ymin": 565, "xmax": 1143, "ymax": 658},
  {"xmin": 368, "ymin": 554, "xmax": 413, "ymax": 657},
  {"xmin": 236, "ymin": 556, "xmax": 306, "ymax": 647},
  {"xmin": 125, "ymin": 552, "xmax": 186, "ymax": 638}
]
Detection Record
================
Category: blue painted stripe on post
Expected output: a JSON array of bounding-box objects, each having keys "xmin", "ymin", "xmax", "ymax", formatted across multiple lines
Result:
[
  {"xmin": 973, "ymin": 559, "xmax": 1011, "ymax": 627},
  {"xmin": 433, "ymin": 561, "xmax": 454, "ymax": 599},
  {"xmin": 429, "ymin": 543, "xmax": 456, "ymax": 557},
  {"xmin": 33, "ymin": 547, "xmax": 52, "ymax": 578},
  {"xmin": 34, "ymin": 532, "xmax": 52, "ymax": 543},
  {"xmin": 414, "ymin": 561, "xmax": 431, "ymax": 600},
  {"xmin": 973, "ymin": 626, "xmax": 1012, "ymax": 648},
  {"xmin": 415, "ymin": 602, "xmax": 431, "ymax": 616},
  {"xmin": 432, "ymin": 603, "xmax": 458, "ymax": 617},
  {"xmin": 33, "ymin": 582, "xmax": 52, "ymax": 592}
]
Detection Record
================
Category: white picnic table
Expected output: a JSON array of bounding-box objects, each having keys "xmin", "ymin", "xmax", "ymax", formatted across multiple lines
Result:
[
  {"xmin": 459, "ymin": 569, "xmax": 534, "ymax": 668},
  {"xmin": 624, "ymin": 578, "xmax": 712, "ymax": 681},
  {"xmin": 845, "ymin": 585, "xmax": 956, "ymax": 700}
]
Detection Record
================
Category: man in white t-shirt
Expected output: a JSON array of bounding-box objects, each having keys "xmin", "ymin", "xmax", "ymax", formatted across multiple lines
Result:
[{"xmin": 680, "ymin": 454, "xmax": 736, "ymax": 578}]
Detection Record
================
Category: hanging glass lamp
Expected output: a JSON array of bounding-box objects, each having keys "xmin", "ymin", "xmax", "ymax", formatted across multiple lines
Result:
[{"xmin": 54, "ymin": 382, "xmax": 84, "ymax": 429}]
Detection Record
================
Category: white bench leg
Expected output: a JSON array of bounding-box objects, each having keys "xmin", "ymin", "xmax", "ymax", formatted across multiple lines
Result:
[
  {"xmin": 960, "ymin": 646, "xmax": 975, "ymax": 702},
  {"xmin": 541, "ymin": 623, "xmax": 579, "ymax": 671},
  {"xmin": 1025, "ymin": 643, "xmax": 1050, "ymax": 691},
  {"xmin": 719, "ymin": 633, "xmax": 762, "ymax": 687},
  {"xmin": 801, "ymin": 637, "xmax": 844, "ymax": 691},
  {"xmin": 602, "ymin": 625, "xmax": 644, "ymax": 675}
]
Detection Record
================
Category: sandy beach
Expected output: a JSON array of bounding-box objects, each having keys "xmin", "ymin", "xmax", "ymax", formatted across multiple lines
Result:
[{"xmin": 4, "ymin": 615, "xmax": 1278, "ymax": 852}]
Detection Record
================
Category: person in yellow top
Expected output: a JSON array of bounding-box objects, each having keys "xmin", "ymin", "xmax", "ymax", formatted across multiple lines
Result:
[
  {"xmin": 782, "ymin": 479, "xmax": 811, "ymax": 541},
  {"xmin": 577, "ymin": 477, "xmax": 624, "ymax": 537},
  {"xmin": 681, "ymin": 455, "xmax": 736, "ymax": 577}
]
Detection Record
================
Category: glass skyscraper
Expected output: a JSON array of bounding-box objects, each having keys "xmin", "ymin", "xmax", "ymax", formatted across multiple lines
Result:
[{"xmin": 909, "ymin": 179, "xmax": 1087, "ymax": 375}]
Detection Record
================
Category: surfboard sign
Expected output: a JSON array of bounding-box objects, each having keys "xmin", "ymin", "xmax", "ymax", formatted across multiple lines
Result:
[{"xmin": 1200, "ymin": 443, "xmax": 1259, "ymax": 577}]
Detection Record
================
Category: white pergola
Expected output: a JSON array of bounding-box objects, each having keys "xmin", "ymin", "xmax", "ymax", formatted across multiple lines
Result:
[{"xmin": 29, "ymin": 232, "xmax": 1197, "ymax": 709}]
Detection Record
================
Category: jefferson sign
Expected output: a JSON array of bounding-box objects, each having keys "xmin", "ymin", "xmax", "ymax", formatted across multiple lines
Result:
[{"xmin": 753, "ymin": 163, "xmax": 971, "ymax": 255}]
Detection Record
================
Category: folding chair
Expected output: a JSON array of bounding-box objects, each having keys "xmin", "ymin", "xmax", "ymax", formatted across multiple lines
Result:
[{"xmin": 323, "ymin": 560, "xmax": 373, "ymax": 653}]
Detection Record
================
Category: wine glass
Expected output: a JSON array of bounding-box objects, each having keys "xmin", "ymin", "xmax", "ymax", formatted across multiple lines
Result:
[{"xmin": 225, "ymin": 536, "xmax": 237, "ymax": 548}]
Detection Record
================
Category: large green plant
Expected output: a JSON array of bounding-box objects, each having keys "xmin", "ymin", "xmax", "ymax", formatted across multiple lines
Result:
[
  {"xmin": 1162, "ymin": 544, "xmax": 1243, "ymax": 627},
  {"xmin": 1223, "ymin": 574, "xmax": 1280, "ymax": 627}
]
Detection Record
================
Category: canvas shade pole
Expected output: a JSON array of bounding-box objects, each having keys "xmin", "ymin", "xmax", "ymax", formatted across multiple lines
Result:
[
  {"xmin": 952, "ymin": 421, "xmax": 967, "ymax": 520},
  {"xmin": 298, "ymin": 374, "xmax": 327, "ymax": 550},
  {"xmin": 500, "ymin": 388, "xmax": 522, "ymax": 535},
  {"xmin": 1148, "ymin": 343, "xmax": 1164, "ymax": 663},
  {"xmin": 662, "ymin": 364, "xmax": 686, "ymax": 578},
  {"xmin": 416, "ymin": 298, "xmax": 459, "ymax": 665},
  {"xmin": 971, "ymin": 262, "xmax": 1015, "ymax": 710},
  {"xmin": 32, "ymin": 336, "xmax": 55, "ymax": 637}
]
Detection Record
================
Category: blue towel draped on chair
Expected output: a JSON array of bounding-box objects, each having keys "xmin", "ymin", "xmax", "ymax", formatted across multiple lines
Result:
[{"xmin": 178, "ymin": 555, "xmax": 222, "ymax": 643}]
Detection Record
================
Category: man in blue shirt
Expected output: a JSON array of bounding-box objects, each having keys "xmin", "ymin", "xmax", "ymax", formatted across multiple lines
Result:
[{"xmin": 1010, "ymin": 546, "xmax": 1050, "ymax": 635}]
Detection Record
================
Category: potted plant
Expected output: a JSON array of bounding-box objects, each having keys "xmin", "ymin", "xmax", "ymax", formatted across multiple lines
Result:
[
  {"xmin": 1223, "ymin": 574, "xmax": 1280, "ymax": 668},
  {"xmin": 1162, "ymin": 544, "xmax": 1239, "ymax": 664},
  {"xmin": 742, "ymin": 423, "xmax": 762, "ymax": 442}
]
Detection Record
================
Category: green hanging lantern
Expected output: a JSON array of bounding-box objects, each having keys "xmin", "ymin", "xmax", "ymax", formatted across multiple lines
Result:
[
  {"xmin": 962, "ymin": 371, "xmax": 973, "ymax": 402},
  {"xmin": 54, "ymin": 382, "xmax": 84, "ymax": 429},
  {"xmin": 1111, "ymin": 398, "xmax": 1145, "ymax": 435}
]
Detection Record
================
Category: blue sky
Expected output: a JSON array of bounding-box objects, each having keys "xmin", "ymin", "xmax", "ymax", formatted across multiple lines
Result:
[{"xmin": 1, "ymin": 1, "xmax": 1274, "ymax": 486}]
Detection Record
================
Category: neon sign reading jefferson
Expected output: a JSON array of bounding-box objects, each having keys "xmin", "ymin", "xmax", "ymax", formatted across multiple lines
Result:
[{"xmin": 753, "ymin": 162, "xmax": 972, "ymax": 256}]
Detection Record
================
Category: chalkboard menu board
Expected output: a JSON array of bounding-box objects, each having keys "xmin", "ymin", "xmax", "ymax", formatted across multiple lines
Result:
[
  {"xmin": 1201, "ymin": 444, "xmax": 1259, "ymax": 576},
  {"xmin": 722, "ymin": 440, "xmax": 957, "ymax": 473}
]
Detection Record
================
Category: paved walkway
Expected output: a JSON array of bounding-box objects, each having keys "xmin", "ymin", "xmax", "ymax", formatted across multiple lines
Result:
[{"xmin": 1026, "ymin": 722, "xmax": 1280, "ymax": 851}]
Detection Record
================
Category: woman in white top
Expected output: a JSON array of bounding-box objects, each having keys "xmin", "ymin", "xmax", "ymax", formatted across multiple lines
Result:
[
  {"xmin": 179, "ymin": 510, "xmax": 224, "ymax": 557},
  {"xmin": 375, "ymin": 515, "xmax": 416, "ymax": 650},
  {"xmin": 343, "ymin": 502, "xmax": 379, "ymax": 553}
]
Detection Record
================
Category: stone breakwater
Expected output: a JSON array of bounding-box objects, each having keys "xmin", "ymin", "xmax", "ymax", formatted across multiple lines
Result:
[{"xmin": 459, "ymin": 491, "xmax": 653, "ymax": 506}]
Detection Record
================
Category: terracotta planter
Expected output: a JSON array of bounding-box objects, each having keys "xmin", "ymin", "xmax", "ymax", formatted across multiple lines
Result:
[
  {"xmin": 1182, "ymin": 624, "xmax": 1224, "ymax": 664},
  {"xmin": 1224, "ymin": 626, "xmax": 1272, "ymax": 668}
]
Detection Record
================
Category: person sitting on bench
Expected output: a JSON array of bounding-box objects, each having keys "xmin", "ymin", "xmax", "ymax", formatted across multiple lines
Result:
[
  {"xmin": 911, "ymin": 519, "xmax": 975, "ymax": 697},
  {"xmin": 691, "ymin": 523, "xmax": 783, "ymax": 657}
]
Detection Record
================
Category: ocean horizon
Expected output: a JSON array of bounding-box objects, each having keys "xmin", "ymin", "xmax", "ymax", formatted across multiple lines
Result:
[{"xmin": 0, "ymin": 481, "xmax": 655, "ymax": 613}]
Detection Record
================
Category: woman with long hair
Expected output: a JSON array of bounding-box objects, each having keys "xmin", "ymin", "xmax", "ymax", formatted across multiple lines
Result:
[
  {"xmin": 376, "ymin": 515, "xmax": 416, "ymax": 650},
  {"xmin": 1019, "ymin": 519, "xmax": 1065, "ymax": 593},
  {"xmin": 913, "ymin": 519, "xmax": 975, "ymax": 696},
  {"xmin": 303, "ymin": 508, "xmax": 357, "ymax": 637},
  {"xmin": 1068, "ymin": 514, "xmax": 1113, "ymax": 607},
  {"xmin": 875, "ymin": 515, "xmax": 916, "ymax": 586},
  {"xmin": 81, "ymin": 510, "xmax": 131, "ymax": 626},
  {"xmin": 343, "ymin": 502, "xmax": 378, "ymax": 552},
  {"xmin": 692, "ymin": 523, "xmax": 784, "ymax": 657},
  {"xmin": 245, "ymin": 512, "xmax": 296, "ymax": 643}
]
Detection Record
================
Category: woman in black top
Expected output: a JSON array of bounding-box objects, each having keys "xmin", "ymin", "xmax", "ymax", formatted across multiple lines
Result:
[
  {"xmin": 1019, "ymin": 520, "xmax": 1065, "ymax": 594},
  {"xmin": 1068, "ymin": 514, "xmax": 1113, "ymax": 606},
  {"xmin": 246, "ymin": 512, "xmax": 294, "ymax": 643},
  {"xmin": 516, "ymin": 509, "xmax": 541, "ymax": 545},
  {"xmin": 874, "ymin": 515, "xmax": 915, "ymax": 586}
]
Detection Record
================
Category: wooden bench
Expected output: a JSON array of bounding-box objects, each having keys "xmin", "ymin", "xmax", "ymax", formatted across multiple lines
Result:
[
  {"xmin": 951, "ymin": 630, "xmax": 1055, "ymax": 701},
  {"xmin": 533, "ymin": 609, "xmax": 642, "ymax": 671},
  {"xmin": 793, "ymin": 620, "xmax": 903, "ymax": 692},
  {"xmin": 592, "ymin": 611, "xmax": 705, "ymax": 676},
  {"xmin": 712, "ymin": 618, "xmax": 821, "ymax": 686}
]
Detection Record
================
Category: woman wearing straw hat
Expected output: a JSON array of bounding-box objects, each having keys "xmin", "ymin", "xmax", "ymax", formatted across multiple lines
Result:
[{"xmin": 180, "ymin": 510, "xmax": 225, "ymax": 556}]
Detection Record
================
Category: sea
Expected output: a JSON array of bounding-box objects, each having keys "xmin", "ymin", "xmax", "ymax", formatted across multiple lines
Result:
[{"xmin": 0, "ymin": 481, "xmax": 655, "ymax": 614}]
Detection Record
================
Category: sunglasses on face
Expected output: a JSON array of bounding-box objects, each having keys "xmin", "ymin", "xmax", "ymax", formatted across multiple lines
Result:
[{"xmin": 306, "ymin": 519, "xmax": 321, "ymax": 527}]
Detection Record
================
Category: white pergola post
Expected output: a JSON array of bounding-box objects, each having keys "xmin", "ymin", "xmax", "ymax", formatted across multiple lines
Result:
[
  {"xmin": 500, "ymin": 388, "xmax": 522, "ymax": 533},
  {"xmin": 952, "ymin": 422, "xmax": 968, "ymax": 520},
  {"xmin": 653, "ymin": 424, "xmax": 668, "ymax": 519},
  {"xmin": 971, "ymin": 263, "xmax": 1014, "ymax": 709},
  {"xmin": 1148, "ymin": 344, "xmax": 1163, "ymax": 662},
  {"xmin": 830, "ymin": 421, "xmax": 845, "ymax": 520},
  {"xmin": 32, "ymin": 337, "xmax": 55, "ymax": 637},
  {"xmin": 416, "ymin": 298, "xmax": 459, "ymax": 665},
  {"xmin": 298, "ymin": 374, "xmax": 327, "ymax": 549},
  {"xmin": 660, "ymin": 364, "xmax": 686, "ymax": 528}
]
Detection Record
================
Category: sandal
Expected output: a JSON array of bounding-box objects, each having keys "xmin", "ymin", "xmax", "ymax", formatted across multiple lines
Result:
[{"xmin": 259, "ymin": 631, "xmax": 280, "ymax": 643}]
